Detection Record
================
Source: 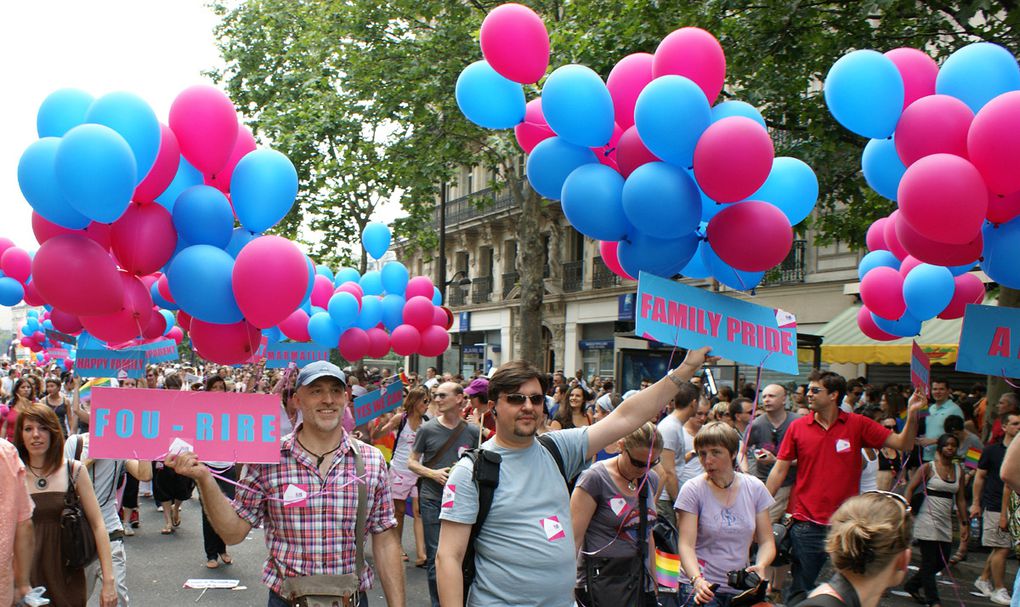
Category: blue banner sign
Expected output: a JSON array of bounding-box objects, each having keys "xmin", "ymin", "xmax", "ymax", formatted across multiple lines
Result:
[
  {"xmin": 138, "ymin": 339, "xmax": 179, "ymax": 364},
  {"xmin": 957, "ymin": 304, "xmax": 1020, "ymax": 378},
  {"xmin": 262, "ymin": 342, "xmax": 331, "ymax": 369},
  {"xmin": 635, "ymin": 272, "xmax": 799, "ymax": 375},
  {"xmin": 75, "ymin": 334, "xmax": 145, "ymax": 379},
  {"xmin": 353, "ymin": 380, "xmax": 404, "ymax": 426}
]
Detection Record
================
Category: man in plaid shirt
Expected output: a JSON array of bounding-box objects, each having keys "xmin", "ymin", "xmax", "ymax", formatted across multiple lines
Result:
[{"xmin": 167, "ymin": 361, "xmax": 405, "ymax": 606}]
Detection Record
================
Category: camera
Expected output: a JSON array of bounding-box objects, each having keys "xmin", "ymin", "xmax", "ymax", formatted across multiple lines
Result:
[{"xmin": 726, "ymin": 569, "xmax": 761, "ymax": 591}]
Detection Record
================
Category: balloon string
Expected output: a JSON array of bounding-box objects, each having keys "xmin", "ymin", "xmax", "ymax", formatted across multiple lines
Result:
[
  {"xmin": 209, "ymin": 468, "xmax": 367, "ymax": 503},
  {"xmin": 1002, "ymin": 369, "xmax": 1020, "ymax": 390}
]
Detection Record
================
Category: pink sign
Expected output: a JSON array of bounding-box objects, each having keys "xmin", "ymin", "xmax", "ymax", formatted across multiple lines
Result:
[
  {"xmin": 910, "ymin": 340, "xmax": 931, "ymax": 397},
  {"xmin": 89, "ymin": 387, "xmax": 282, "ymax": 464}
]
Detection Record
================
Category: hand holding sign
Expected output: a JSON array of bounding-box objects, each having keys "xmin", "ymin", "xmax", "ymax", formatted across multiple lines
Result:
[
  {"xmin": 907, "ymin": 389, "xmax": 929, "ymax": 417},
  {"xmin": 677, "ymin": 345, "xmax": 717, "ymax": 372},
  {"xmin": 165, "ymin": 450, "xmax": 212, "ymax": 483}
]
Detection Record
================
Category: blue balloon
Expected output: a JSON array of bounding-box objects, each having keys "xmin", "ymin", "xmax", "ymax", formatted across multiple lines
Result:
[
  {"xmin": 166, "ymin": 245, "xmax": 243, "ymax": 324},
  {"xmin": 981, "ymin": 216, "xmax": 1020, "ymax": 288},
  {"xmin": 37, "ymin": 88, "xmax": 94, "ymax": 138},
  {"xmin": 561, "ymin": 164, "xmax": 631, "ymax": 241},
  {"xmin": 355, "ymin": 295, "xmax": 383, "ymax": 330},
  {"xmin": 858, "ymin": 250, "xmax": 901, "ymax": 281},
  {"xmin": 84, "ymin": 92, "xmax": 161, "ymax": 180},
  {"xmin": 42, "ymin": 320, "xmax": 53, "ymax": 331},
  {"xmin": 55, "ymin": 124, "xmax": 136, "ymax": 223},
  {"xmin": 328, "ymin": 291, "xmax": 360, "ymax": 329},
  {"xmin": 861, "ymin": 137, "xmax": 907, "ymax": 201},
  {"xmin": 27, "ymin": 318, "xmax": 39, "ymax": 332},
  {"xmin": 380, "ymin": 262, "xmax": 409, "ymax": 295},
  {"xmin": 316, "ymin": 265, "xmax": 335, "ymax": 282},
  {"xmin": 748, "ymin": 157, "xmax": 818, "ymax": 226},
  {"xmin": 872, "ymin": 311, "xmax": 921, "ymax": 338},
  {"xmin": 160, "ymin": 310, "xmax": 176, "ymax": 334},
  {"xmin": 634, "ymin": 76, "xmax": 712, "ymax": 168},
  {"xmin": 432, "ymin": 286, "xmax": 442, "ymax": 306},
  {"xmin": 21, "ymin": 325, "xmax": 32, "ymax": 337},
  {"xmin": 455, "ymin": 60, "xmax": 526, "ymax": 130},
  {"xmin": 154, "ymin": 157, "xmax": 203, "ymax": 213},
  {"xmin": 702, "ymin": 244, "xmax": 764, "ymax": 291},
  {"xmin": 173, "ymin": 186, "xmax": 234, "ymax": 248},
  {"xmin": 525, "ymin": 137, "xmax": 598, "ymax": 200},
  {"xmin": 17, "ymin": 138, "xmax": 91, "ymax": 229},
  {"xmin": 903, "ymin": 264, "xmax": 955, "ymax": 321},
  {"xmin": 303, "ymin": 256, "xmax": 316, "ymax": 304},
  {"xmin": 381, "ymin": 294, "xmax": 406, "ymax": 331},
  {"xmin": 26, "ymin": 310, "xmax": 38, "ymax": 318},
  {"xmin": 711, "ymin": 100, "xmax": 767, "ymax": 129},
  {"xmin": 231, "ymin": 150, "xmax": 298, "ymax": 233},
  {"xmin": 308, "ymin": 312, "xmax": 341, "ymax": 348},
  {"xmin": 936, "ymin": 42, "xmax": 1020, "ymax": 113},
  {"xmin": 617, "ymin": 230, "xmax": 699, "ymax": 279},
  {"xmin": 225, "ymin": 228, "xmax": 257, "ymax": 258},
  {"xmin": 362, "ymin": 223, "xmax": 391, "ymax": 260},
  {"xmin": 947, "ymin": 263, "xmax": 975, "ymax": 276},
  {"xmin": 360, "ymin": 270, "xmax": 383, "ymax": 296},
  {"xmin": 334, "ymin": 267, "xmax": 361, "ymax": 287},
  {"xmin": 824, "ymin": 50, "xmax": 904, "ymax": 139},
  {"xmin": 150, "ymin": 281, "xmax": 178, "ymax": 311},
  {"xmin": 680, "ymin": 240, "xmax": 712, "ymax": 279},
  {"xmin": 0, "ymin": 278, "xmax": 24, "ymax": 306},
  {"xmin": 622, "ymin": 162, "xmax": 701, "ymax": 239},
  {"xmin": 263, "ymin": 326, "xmax": 283, "ymax": 343},
  {"xmin": 541, "ymin": 64, "xmax": 615, "ymax": 148},
  {"xmin": 698, "ymin": 184, "xmax": 723, "ymax": 223}
]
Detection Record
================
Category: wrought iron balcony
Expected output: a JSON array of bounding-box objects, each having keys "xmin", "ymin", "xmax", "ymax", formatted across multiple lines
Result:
[
  {"xmin": 471, "ymin": 276, "xmax": 493, "ymax": 304},
  {"xmin": 432, "ymin": 183, "xmax": 521, "ymax": 228},
  {"xmin": 563, "ymin": 260, "xmax": 584, "ymax": 293},
  {"xmin": 763, "ymin": 240, "xmax": 807, "ymax": 285},
  {"xmin": 502, "ymin": 271, "xmax": 519, "ymax": 298},
  {"xmin": 448, "ymin": 287, "xmax": 467, "ymax": 307},
  {"xmin": 592, "ymin": 256, "xmax": 621, "ymax": 289}
]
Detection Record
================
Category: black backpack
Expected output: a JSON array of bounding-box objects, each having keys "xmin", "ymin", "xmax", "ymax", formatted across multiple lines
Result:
[{"xmin": 459, "ymin": 434, "xmax": 576, "ymax": 602}]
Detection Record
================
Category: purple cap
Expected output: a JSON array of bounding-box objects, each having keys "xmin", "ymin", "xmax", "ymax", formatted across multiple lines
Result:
[{"xmin": 464, "ymin": 377, "xmax": 489, "ymax": 398}]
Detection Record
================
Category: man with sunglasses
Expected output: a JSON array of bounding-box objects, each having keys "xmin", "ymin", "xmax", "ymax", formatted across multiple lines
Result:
[
  {"xmin": 765, "ymin": 370, "xmax": 926, "ymax": 607},
  {"xmin": 436, "ymin": 347, "xmax": 713, "ymax": 607},
  {"xmin": 748, "ymin": 384, "xmax": 800, "ymax": 525}
]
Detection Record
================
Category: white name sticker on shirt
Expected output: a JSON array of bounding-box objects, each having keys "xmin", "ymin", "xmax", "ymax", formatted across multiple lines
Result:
[
  {"xmin": 835, "ymin": 439, "xmax": 851, "ymax": 453},
  {"xmin": 283, "ymin": 484, "xmax": 309, "ymax": 508},
  {"xmin": 442, "ymin": 484, "xmax": 456, "ymax": 510},
  {"xmin": 540, "ymin": 516, "xmax": 566, "ymax": 541},
  {"xmin": 609, "ymin": 495, "xmax": 630, "ymax": 518},
  {"xmin": 168, "ymin": 437, "xmax": 194, "ymax": 456}
]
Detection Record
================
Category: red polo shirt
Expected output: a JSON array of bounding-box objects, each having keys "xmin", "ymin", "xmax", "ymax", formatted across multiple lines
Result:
[{"xmin": 777, "ymin": 410, "xmax": 891, "ymax": 525}]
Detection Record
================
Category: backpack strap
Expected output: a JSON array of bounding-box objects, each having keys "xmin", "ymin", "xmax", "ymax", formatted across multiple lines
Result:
[
  {"xmin": 74, "ymin": 434, "xmax": 83, "ymax": 461},
  {"xmin": 537, "ymin": 434, "xmax": 569, "ymax": 486},
  {"xmin": 352, "ymin": 440, "xmax": 367, "ymax": 581}
]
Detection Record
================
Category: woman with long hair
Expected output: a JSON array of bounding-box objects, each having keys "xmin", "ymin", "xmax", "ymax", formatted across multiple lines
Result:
[
  {"xmin": 551, "ymin": 386, "xmax": 593, "ymax": 430},
  {"xmin": 16, "ymin": 403, "xmax": 117, "ymax": 607},
  {"xmin": 2, "ymin": 378, "xmax": 37, "ymax": 442}
]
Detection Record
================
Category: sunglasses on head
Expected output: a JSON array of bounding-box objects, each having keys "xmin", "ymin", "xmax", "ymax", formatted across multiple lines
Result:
[
  {"xmin": 863, "ymin": 489, "xmax": 911, "ymax": 514},
  {"xmin": 625, "ymin": 450, "xmax": 660, "ymax": 468},
  {"xmin": 504, "ymin": 393, "xmax": 545, "ymax": 406}
]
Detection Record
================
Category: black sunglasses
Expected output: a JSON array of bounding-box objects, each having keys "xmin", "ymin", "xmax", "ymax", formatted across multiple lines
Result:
[
  {"xmin": 808, "ymin": 386, "xmax": 824, "ymax": 394},
  {"xmin": 626, "ymin": 450, "xmax": 661, "ymax": 469},
  {"xmin": 504, "ymin": 393, "xmax": 545, "ymax": 406}
]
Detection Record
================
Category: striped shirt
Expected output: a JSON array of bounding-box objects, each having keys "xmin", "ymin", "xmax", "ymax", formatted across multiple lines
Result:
[{"xmin": 232, "ymin": 426, "xmax": 396, "ymax": 595}]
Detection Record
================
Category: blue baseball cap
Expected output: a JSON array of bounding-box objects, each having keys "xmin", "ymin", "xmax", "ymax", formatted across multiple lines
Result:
[{"xmin": 296, "ymin": 360, "xmax": 347, "ymax": 387}]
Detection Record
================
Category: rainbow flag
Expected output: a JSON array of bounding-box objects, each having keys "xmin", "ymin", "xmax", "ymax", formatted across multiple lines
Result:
[
  {"xmin": 655, "ymin": 549, "xmax": 681, "ymax": 589},
  {"xmin": 964, "ymin": 448, "xmax": 981, "ymax": 470},
  {"xmin": 78, "ymin": 377, "xmax": 111, "ymax": 402}
]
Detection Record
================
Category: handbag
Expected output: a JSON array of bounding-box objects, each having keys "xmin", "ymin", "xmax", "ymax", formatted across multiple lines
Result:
[
  {"xmin": 280, "ymin": 442, "xmax": 367, "ymax": 607},
  {"xmin": 61, "ymin": 461, "xmax": 98, "ymax": 569}
]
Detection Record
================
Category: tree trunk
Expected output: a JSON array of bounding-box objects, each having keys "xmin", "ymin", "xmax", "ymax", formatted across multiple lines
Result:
[
  {"xmin": 987, "ymin": 286, "xmax": 1020, "ymax": 437},
  {"xmin": 516, "ymin": 184, "xmax": 545, "ymax": 368}
]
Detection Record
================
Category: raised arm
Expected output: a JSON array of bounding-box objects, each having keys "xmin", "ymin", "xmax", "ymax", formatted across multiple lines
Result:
[
  {"xmin": 883, "ymin": 390, "xmax": 927, "ymax": 452},
  {"xmin": 166, "ymin": 452, "xmax": 252, "ymax": 544}
]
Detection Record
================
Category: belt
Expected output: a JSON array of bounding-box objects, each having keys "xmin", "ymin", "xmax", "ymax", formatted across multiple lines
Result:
[{"xmin": 109, "ymin": 530, "xmax": 125, "ymax": 542}]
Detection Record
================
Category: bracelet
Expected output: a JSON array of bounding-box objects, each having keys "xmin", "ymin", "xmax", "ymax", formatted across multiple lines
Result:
[
  {"xmin": 667, "ymin": 370, "xmax": 686, "ymax": 388},
  {"xmin": 689, "ymin": 574, "xmax": 703, "ymax": 586}
]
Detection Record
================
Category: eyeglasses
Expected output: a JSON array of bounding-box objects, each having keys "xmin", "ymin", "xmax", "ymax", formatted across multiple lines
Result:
[
  {"xmin": 863, "ymin": 490, "xmax": 911, "ymax": 514},
  {"xmin": 807, "ymin": 386, "xmax": 824, "ymax": 394},
  {"xmin": 504, "ymin": 393, "xmax": 545, "ymax": 406},
  {"xmin": 625, "ymin": 450, "xmax": 661, "ymax": 468}
]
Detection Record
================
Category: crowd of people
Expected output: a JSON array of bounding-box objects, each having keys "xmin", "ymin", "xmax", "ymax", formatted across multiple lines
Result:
[{"xmin": 2, "ymin": 353, "xmax": 1020, "ymax": 607}]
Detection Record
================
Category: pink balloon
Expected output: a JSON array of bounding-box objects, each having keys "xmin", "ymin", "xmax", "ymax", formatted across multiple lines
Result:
[
  {"xmin": 22, "ymin": 281, "xmax": 45, "ymax": 307},
  {"xmin": 205, "ymin": 125, "xmax": 256, "ymax": 193},
  {"xmin": 693, "ymin": 117, "xmax": 774, "ymax": 203},
  {"xmin": 19, "ymin": 336, "xmax": 32, "ymax": 348},
  {"xmin": 866, "ymin": 218, "xmax": 889, "ymax": 251},
  {"xmin": 50, "ymin": 309, "xmax": 82, "ymax": 335},
  {"xmin": 884, "ymin": 48, "xmax": 939, "ymax": 109},
  {"xmin": 338, "ymin": 327, "xmax": 369, "ymax": 361},
  {"xmin": 233, "ymin": 235, "xmax": 309, "ymax": 328},
  {"xmin": 405, "ymin": 276, "xmax": 435, "ymax": 300},
  {"xmin": 938, "ymin": 272, "xmax": 986, "ymax": 319},
  {"xmin": 133, "ymin": 124, "xmax": 181, "ymax": 203},
  {"xmin": 419, "ymin": 325, "xmax": 451, "ymax": 357},
  {"xmin": 80, "ymin": 273, "xmax": 154, "ymax": 344},
  {"xmin": 141, "ymin": 309, "xmax": 167, "ymax": 340},
  {"xmin": 591, "ymin": 123, "xmax": 623, "ymax": 169},
  {"xmin": 32, "ymin": 331, "xmax": 45, "ymax": 343},
  {"xmin": 334, "ymin": 282, "xmax": 363, "ymax": 306},
  {"xmin": 32, "ymin": 235, "xmax": 124, "ymax": 316},
  {"xmin": 279, "ymin": 309, "xmax": 311, "ymax": 342},
  {"xmin": 390, "ymin": 324, "xmax": 421, "ymax": 356},
  {"xmin": 607, "ymin": 53, "xmax": 655, "ymax": 130},
  {"xmin": 616, "ymin": 126, "xmax": 660, "ymax": 178},
  {"xmin": 1, "ymin": 248, "xmax": 31, "ymax": 282},
  {"xmin": 598, "ymin": 241, "xmax": 635, "ymax": 280},
  {"xmin": 432, "ymin": 306, "xmax": 449, "ymax": 327},
  {"xmin": 168, "ymin": 85, "xmax": 239, "ymax": 175},
  {"xmin": 883, "ymin": 211, "xmax": 909, "ymax": 260},
  {"xmin": 860, "ymin": 266, "xmax": 906, "ymax": 320},
  {"xmin": 189, "ymin": 318, "xmax": 261, "ymax": 365},
  {"xmin": 479, "ymin": 3, "xmax": 549, "ymax": 84},
  {"xmin": 110, "ymin": 203, "xmax": 178, "ymax": 276},
  {"xmin": 31, "ymin": 212, "xmax": 112, "ymax": 249},
  {"xmin": 898, "ymin": 255, "xmax": 923, "ymax": 277},
  {"xmin": 176, "ymin": 310, "xmax": 193, "ymax": 332},
  {"xmin": 706, "ymin": 202, "xmax": 792, "ymax": 272},
  {"xmin": 167, "ymin": 326, "xmax": 184, "ymax": 344},
  {"xmin": 156, "ymin": 274, "xmax": 175, "ymax": 303},
  {"xmin": 653, "ymin": 27, "xmax": 726, "ymax": 104},
  {"xmin": 403, "ymin": 296, "xmax": 435, "ymax": 331},
  {"xmin": 897, "ymin": 154, "xmax": 987, "ymax": 245},
  {"xmin": 437, "ymin": 306, "xmax": 454, "ymax": 330},
  {"xmin": 0, "ymin": 238, "xmax": 14, "ymax": 260},
  {"xmin": 968, "ymin": 90, "xmax": 1020, "ymax": 195},
  {"xmin": 894, "ymin": 95, "xmax": 973, "ymax": 166},
  {"xmin": 514, "ymin": 99, "xmax": 555, "ymax": 154},
  {"xmin": 894, "ymin": 216, "xmax": 982, "ymax": 266},
  {"xmin": 366, "ymin": 328, "xmax": 391, "ymax": 358},
  {"xmin": 988, "ymin": 190, "xmax": 1020, "ymax": 225},
  {"xmin": 310, "ymin": 275, "xmax": 334, "ymax": 309}
]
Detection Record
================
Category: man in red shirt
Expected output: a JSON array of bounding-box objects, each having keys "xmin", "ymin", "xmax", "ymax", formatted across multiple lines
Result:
[{"xmin": 766, "ymin": 370, "xmax": 925, "ymax": 606}]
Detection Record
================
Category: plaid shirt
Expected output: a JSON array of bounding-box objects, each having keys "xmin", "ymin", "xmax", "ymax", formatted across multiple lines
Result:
[{"xmin": 232, "ymin": 426, "xmax": 396, "ymax": 595}]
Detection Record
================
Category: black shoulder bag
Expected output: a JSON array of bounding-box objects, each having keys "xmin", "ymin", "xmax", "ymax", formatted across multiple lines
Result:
[{"xmin": 61, "ymin": 461, "xmax": 98, "ymax": 569}]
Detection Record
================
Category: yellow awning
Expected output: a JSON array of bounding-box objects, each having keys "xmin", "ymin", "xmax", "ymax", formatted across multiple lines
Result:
[{"xmin": 814, "ymin": 301, "xmax": 993, "ymax": 366}]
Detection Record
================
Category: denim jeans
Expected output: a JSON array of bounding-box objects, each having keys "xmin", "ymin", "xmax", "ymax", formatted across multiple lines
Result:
[
  {"xmin": 268, "ymin": 590, "xmax": 367, "ymax": 606},
  {"xmin": 785, "ymin": 520, "xmax": 830, "ymax": 607},
  {"xmin": 419, "ymin": 497, "xmax": 443, "ymax": 607},
  {"xmin": 678, "ymin": 584, "xmax": 733, "ymax": 607}
]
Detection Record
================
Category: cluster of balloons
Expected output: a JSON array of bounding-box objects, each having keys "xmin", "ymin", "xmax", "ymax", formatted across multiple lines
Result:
[
  {"xmin": 822, "ymin": 42, "xmax": 1020, "ymax": 338},
  {"xmin": 0, "ymin": 239, "xmax": 35, "ymax": 307},
  {"xmin": 17, "ymin": 309, "xmax": 75, "ymax": 369},
  {"xmin": 455, "ymin": 4, "xmax": 818, "ymax": 291}
]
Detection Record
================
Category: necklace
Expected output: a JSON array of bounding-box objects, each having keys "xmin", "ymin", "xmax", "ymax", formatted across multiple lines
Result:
[
  {"xmin": 296, "ymin": 436, "xmax": 343, "ymax": 468},
  {"xmin": 615, "ymin": 459, "xmax": 640, "ymax": 491},
  {"xmin": 28, "ymin": 465, "xmax": 49, "ymax": 489},
  {"xmin": 708, "ymin": 474, "xmax": 736, "ymax": 489}
]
